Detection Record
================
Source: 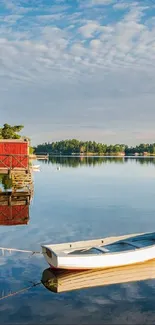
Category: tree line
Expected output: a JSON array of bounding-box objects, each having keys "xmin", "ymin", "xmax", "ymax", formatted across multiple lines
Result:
[
  {"xmin": 34, "ymin": 140, "xmax": 125, "ymax": 155},
  {"xmin": 34, "ymin": 139, "xmax": 155, "ymax": 156}
]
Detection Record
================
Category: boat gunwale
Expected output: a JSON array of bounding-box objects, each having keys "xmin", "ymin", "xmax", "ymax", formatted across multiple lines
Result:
[
  {"xmin": 53, "ymin": 243, "xmax": 155, "ymax": 259},
  {"xmin": 42, "ymin": 232, "xmax": 155, "ymax": 258}
]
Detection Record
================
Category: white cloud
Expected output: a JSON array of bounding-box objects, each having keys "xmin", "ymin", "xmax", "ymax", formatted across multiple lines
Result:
[
  {"xmin": 90, "ymin": 39, "xmax": 102, "ymax": 49},
  {"xmin": 36, "ymin": 14, "xmax": 65, "ymax": 22},
  {"xmin": 71, "ymin": 43, "xmax": 86, "ymax": 56},
  {"xmin": 92, "ymin": 0, "xmax": 113, "ymax": 4},
  {"xmin": 78, "ymin": 21, "xmax": 103, "ymax": 38},
  {"xmin": 113, "ymin": 3, "xmax": 129, "ymax": 10},
  {"xmin": 0, "ymin": 15, "xmax": 23, "ymax": 24},
  {"xmin": 0, "ymin": 0, "xmax": 155, "ymax": 144},
  {"xmin": 79, "ymin": 0, "xmax": 114, "ymax": 8},
  {"xmin": 113, "ymin": 2, "xmax": 137, "ymax": 10},
  {"xmin": 2, "ymin": 0, "xmax": 32, "ymax": 14}
]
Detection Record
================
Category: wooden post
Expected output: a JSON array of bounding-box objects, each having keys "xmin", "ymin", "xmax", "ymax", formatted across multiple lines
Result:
[
  {"xmin": 26, "ymin": 196, "xmax": 30, "ymax": 205},
  {"xmin": 8, "ymin": 196, "xmax": 11, "ymax": 206},
  {"xmin": 8, "ymin": 169, "xmax": 11, "ymax": 179}
]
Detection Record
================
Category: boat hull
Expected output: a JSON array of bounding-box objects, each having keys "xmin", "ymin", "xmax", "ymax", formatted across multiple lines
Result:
[
  {"xmin": 42, "ymin": 232, "xmax": 155, "ymax": 270},
  {"xmin": 44, "ymin": 245, "xmax": 155, "ymax": 270}
]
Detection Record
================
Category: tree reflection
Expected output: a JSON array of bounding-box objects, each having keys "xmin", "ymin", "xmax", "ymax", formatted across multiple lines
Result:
[
  {"xmin": 0, "ymin": 174, "xmax": 12, "ymax": 189},
  {"xmin": 48, "ymin": 156, "xmax": 124, "ymax": 167},
  {"xmin": 41, "ymin": 156, "xmax": 155, "ymax": 168}
]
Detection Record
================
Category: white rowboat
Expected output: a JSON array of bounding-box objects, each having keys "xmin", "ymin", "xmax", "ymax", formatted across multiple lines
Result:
[{"xmin": 42, "ymin": 232, "xmax": 155, "ymax": 270}]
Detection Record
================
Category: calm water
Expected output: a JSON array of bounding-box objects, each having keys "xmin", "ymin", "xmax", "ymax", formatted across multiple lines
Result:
[{"xmin": 0, "ymin": 157, "xmax": 155, "ymax": 324}]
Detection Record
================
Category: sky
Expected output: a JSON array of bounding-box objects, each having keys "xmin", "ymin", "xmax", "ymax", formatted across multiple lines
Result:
[{"xmin": 0, "ymin": 0, "xmax": 155, "ymax": 145}]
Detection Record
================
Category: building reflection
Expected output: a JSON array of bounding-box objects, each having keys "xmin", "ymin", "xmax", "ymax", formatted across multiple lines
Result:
[{"xmin": 0, "ymin": 171, "xmax": 34, "ymax": 226}]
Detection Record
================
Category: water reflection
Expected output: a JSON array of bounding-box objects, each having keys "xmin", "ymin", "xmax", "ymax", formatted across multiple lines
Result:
[
  {"xmin": 0, "ymin": 158, "xmax": 155, "ymax": 323},
  {"xmin": 0, "ymin": 172, "xmax": 34, "ymax": 226},
  {"xmin": 0, "ymin": 258, "xmax": 155, "ymax": 301},
  {"xmin": 41, "ymin": 260, "xmax": 155, "ymax": 293},
  {"xmin": 42, "ymin": 156, "xmax": 155, "ymax": 167}
]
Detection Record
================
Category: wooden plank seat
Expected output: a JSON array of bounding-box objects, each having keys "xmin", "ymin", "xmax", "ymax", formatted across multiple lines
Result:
[
  {"xmin": 94, "ymin": 246, "xmax": 109, "ymax": 253},
  {"xmin": 121, "ymin": 240, "xmax": 142, "ymax": 248}
]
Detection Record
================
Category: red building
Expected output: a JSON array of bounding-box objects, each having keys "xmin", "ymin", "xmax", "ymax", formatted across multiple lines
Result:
[{"xmin": 0, "ymin": 139, "xmax": 29, "ymax": 172}]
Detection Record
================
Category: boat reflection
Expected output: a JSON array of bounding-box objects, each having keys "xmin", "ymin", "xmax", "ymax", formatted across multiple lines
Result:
[
  {"xmin": 0, "ymin": 171, "xmax": 34, "ymax": 226},
  {"xmin": 41, "ymin": 259, "xmax": 155, "ymax": 293}
]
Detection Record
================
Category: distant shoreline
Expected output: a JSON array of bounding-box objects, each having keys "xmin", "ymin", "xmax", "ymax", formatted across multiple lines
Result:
[
  {"xmin": 34, "ymin": 140, "xmax": 155, "ymax": 157},
  {"xmin": 31, "ymin": 153, "xmax": 155, "ymax": 159}
]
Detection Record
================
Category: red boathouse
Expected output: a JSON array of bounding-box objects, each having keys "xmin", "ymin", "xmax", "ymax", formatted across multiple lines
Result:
[{"xmin": 0, "ymin": 139, "xmax": 29, "ymax": 174}]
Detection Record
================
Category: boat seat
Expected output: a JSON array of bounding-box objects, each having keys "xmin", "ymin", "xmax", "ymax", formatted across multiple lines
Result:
[
  {"xmin": 94, "ymin": 246, "xmax": 109, "ymax": 253},
  {"xmin": 121, "ymin": 240, "xmax": 141, "ymax": 248}
]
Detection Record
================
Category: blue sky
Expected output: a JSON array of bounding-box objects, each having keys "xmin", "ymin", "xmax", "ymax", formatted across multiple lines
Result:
[{"xmin": 0, "ymin": 0, "xmax": 155, "ymax": 145}]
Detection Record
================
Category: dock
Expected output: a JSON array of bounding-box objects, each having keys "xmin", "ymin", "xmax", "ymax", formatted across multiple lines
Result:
[
  {"xmin": 0, "ymin": 169, "xmax": 33, "ymax": 202},
  {"xmin": 29, "ymin": 154, "xmax": 49, "ymax": 160},
  {"xmin": 11, "ymin": 170, "xmax": 33, "ymax": 188},
  {"xmin": 0, "ymin": 191, "xmax": 31, "ymax": 203}
]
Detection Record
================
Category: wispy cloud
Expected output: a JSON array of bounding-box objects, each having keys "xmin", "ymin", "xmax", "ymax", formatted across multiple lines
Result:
[
  {"xmin": 79, "ymin": 0, "xmax": 114, "ymax": 8},
  {"xmin": 0, "ymin": 0, "xmax": 155, "ymax": 144}
]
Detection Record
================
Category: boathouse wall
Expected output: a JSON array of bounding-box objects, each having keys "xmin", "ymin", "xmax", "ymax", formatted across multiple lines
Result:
[{"xmin": 0, "ymin": 139, "xmax": 29, "ymax": 170}]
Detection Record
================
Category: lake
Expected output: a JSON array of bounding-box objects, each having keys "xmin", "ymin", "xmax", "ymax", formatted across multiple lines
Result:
[{"xmin": 0, "ymin": 157, "xmax": 155, "ymax": 324}]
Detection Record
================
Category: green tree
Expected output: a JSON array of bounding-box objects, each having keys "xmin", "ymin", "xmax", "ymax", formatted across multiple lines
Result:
[
  {"xmin": 0, "ymin": 123, "xmax": 24, "ymax": 139},
  {"xmin": 29, "ymin": 146, "xmax": 34, "ymax": 154}
]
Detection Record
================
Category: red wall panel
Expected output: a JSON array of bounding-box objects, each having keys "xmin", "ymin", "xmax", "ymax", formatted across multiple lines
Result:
[
  {"xmin": 0, "ymin": 205, "xmax": 29, "ymax": 225},
  {"xmin": 0, "ymin": 141, "xmax": 29, "ymax": 168}
]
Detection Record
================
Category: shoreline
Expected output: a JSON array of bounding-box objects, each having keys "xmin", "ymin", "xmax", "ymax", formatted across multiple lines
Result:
[{"xmin": 32, "ymin": 154, "xmax": 155, "ymax": 158}]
